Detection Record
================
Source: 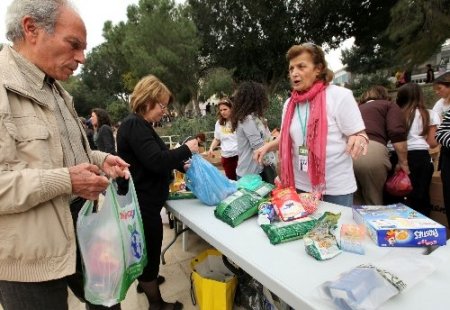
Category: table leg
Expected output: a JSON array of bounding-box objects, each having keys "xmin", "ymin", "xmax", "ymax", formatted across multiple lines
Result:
[{"xmin": 161, "ymin": 214, "xmax": 190, "ymax": 265}]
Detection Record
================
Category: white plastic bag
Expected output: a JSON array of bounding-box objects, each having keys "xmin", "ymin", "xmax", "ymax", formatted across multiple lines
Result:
[
  {"xmin": 316, "ymin": 252, "xmax": 440, "ymax": 310},
  {"xmin": 77, "ymin": 177, "xmax": 147, "ymax": 306}
]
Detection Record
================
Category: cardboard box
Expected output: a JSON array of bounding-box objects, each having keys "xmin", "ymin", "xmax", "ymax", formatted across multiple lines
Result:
[
  {"xmin": 429, "ymin": 171, "xmax": 448, "ymax": 227},
  {"xmin": 429, "ymin": 146, "xmax": 440, "ymax": 171},
  {"xmin": 353, "ymin": 204, "xmax": 447, "ymax": 247}
]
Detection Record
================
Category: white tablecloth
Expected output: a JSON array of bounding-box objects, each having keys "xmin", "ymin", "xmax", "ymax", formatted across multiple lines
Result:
[{"xmin": 166, "ymin": 199, "xmax": 449, "ymax": 310}]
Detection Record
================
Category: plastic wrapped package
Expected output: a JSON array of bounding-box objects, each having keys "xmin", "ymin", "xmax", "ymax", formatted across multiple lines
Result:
[
  {"xmin": 340, "ymin": 224, "xmax": 366, "ymax": 255},
  {"xmin": 214, "ymin": 189, "xmax": 262, "ymax": 227},
  {"xmin": 317, "ymin": 253, "xmax": 441, "ymax": 310},
  {"xmin": 304, "ymin": 212, "xmax": 342, "ymax": 260},
  {"xmin": 237, "ymin": 174, "xmax": 275, "ymax": 198},
  {"xmin": 258, "ymin": 200, "xmax": 317, "ymax": 245},
  {"xmin": 260, "ymin": 217, "xmax": 317, "ymax": 245},
  {"xmin": 185, "ymin": 154, "xmax": 237, "ymax": 205},
  {"xmin": 271, "ymin": 188, "xmax": 318, "ymax": 221}
]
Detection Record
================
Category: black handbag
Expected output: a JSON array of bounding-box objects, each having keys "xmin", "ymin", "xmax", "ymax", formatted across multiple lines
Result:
[{"xmin": 260, "ymin": 164, "xmax": 277, "ymax": 184}]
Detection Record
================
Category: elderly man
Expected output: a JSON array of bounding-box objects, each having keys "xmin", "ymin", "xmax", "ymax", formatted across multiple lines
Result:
[{"xmin": 0, "ymin": 1, "xmax": 129, "ymax": 309}]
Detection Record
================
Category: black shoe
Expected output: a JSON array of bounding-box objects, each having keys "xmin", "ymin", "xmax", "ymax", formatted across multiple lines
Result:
[
  {"xmin": 137, "ymin": 275, "xmax": 166, "ymax": 293},
  {"xmin": 147, "ymin": 301, "xmax": 183, "ymax": 310}
]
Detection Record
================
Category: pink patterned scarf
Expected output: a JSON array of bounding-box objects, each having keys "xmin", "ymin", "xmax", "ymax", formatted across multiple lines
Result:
[{"xmin": 279, "ymin": 81, "xmax": 328, "ymax": 192}]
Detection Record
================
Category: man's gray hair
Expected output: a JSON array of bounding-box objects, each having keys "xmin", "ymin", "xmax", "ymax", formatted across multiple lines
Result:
[{"xmin": 5, "ymin": 0, "xmax": 72, "ymax": 42}]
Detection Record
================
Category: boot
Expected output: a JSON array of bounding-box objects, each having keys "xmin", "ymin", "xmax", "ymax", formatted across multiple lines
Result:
[
  {"xmin": 137, "ymin": 275, "xmax": 165, "ymax": 293},
  {"xmin": 138, "ymin": 279, "xmax": 183, "ymax": 310}
]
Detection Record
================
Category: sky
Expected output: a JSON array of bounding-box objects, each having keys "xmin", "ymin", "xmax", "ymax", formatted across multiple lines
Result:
[{"xmin": 0, "ymin": 0, "xmax": 351, "ymax": 71}]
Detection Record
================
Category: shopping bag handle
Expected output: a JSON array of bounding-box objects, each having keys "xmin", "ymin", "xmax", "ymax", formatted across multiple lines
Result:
[
  {"xmin": 116, "ymin": 177, "xmax": 129, "ymax": 196},
  {"xmin": 190, "ymin": 273, "xmax": 197, "ymax": 306},
  {"xmin": 222, "ymin": 255, "xmax": 245, "ymax": 278}
]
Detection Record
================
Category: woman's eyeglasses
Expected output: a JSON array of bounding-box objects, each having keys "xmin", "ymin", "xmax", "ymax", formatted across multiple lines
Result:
[{"xmin": 158, "ymin": 102, "xmax": 168, "ymax": 110}]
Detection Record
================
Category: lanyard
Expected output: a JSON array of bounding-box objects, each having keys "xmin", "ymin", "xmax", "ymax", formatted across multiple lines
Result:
[{"xmin": 296, "ymin": 101, "xmax": 309, "ymax": 146}]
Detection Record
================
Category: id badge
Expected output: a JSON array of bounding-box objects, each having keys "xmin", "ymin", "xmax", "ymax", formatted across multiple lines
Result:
[{"xmin": 298, "ymin": 146, "xmax": 308, "ymax": 172}]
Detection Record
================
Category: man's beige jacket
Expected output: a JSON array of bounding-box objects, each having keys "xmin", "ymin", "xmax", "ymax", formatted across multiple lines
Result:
[{"xmin": 0, "ymin": 45, "xmax": 107, "ymax": 282}]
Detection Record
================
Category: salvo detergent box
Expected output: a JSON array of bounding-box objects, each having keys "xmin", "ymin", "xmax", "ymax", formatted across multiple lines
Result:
[{"xmin": 352, "ymin": 204, "xmax": 446, "ymax": 247}]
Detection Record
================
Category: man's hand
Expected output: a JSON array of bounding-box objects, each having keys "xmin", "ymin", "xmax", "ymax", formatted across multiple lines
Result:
[
  {"xmin": 69, "ymin": 163, "xmax": 110, "ymax": 200},
  {"xmin": 102, "ymin": 155, "xmax": 130, "ymax": 179}
]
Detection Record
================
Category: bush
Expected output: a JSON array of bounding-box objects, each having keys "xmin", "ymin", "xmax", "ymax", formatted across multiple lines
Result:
[
  {"xmin": 265, "ymin": 95, "xmax": 284, "ymax": 131},
  {"xmin": 165, "ymin": 114, "xmax": 217, "ymax": 140},
  {"xmin": 347, "ymin": 71, "xmax": 393, "ymax": 101}
]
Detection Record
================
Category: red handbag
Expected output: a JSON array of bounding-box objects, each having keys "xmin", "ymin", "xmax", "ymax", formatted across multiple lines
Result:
[{"xmin": 385, "ymin": 170, "xmax": 413, "ymax": 196}]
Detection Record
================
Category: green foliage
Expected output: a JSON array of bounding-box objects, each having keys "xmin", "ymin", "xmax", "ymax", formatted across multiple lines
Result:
[
  {"xmin": 343, "ymin": 0, "xmax": 450, "ymax": 72},
  {"xmin": 73, "ymin": 0, "xmax": 200, "ymax": 116},
  {"xmin": 265, "ymin": 95, "xmax": 285, "ymax": 131},
  {"xmin": 188, "ymin": 0, "xmax": 355, "ymax": 94},
  {"xmin": 107, "ymin": 100, "xmax": 130, "ymax": 124},
  {"xmin": 387, "ymin": 0, "xmax": 450, "ymax": 67},
  {"xmin": 347, "ymin": 72, "xmax": 394, "ymax": 101},
  {"xmin": 421, "ymin": 84, "xmax": 440, "ymax": 109},
  {"xmin": 165, "ymin": 114, "xmax": 217, "ymax": 138},
  {"xmin": 200, "ymin": 67, "xmax": 235, "ymax": 99},
  {"xmin": 123, "ymin": 0, "xmax": 200, "ymax": 100}
]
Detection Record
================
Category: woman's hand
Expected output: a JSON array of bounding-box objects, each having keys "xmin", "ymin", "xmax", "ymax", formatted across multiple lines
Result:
[
  {"xmin": 254, "ymin": 137, "xmax": 280, "ymax": 164},
  {"xmin": 254, "ymin": 145, "xmax": 269, "ymax": 164},
  {"xmin": 347, "ymin": 132, "xmax": 368, "ymax": 159}
]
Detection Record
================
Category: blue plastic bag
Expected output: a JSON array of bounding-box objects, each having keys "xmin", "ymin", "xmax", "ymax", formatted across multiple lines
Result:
[{"xmin": 185, "ymin": 154, "xmax": 237, "ymax": 205}]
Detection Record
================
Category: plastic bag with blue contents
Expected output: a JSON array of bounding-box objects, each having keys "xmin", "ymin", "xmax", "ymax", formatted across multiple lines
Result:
[{"xmin": 185, "ymin": 154, "xmax": 237, "ymax": 205}]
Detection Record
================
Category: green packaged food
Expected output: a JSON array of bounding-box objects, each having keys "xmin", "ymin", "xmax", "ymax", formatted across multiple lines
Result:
[
  {"xmin": 214, "ymin": 189, "xmax": 262, "ymax": 227},
  {"xmin": 304, "ymin": 212, "xmax": 342, "ymax": 261},
  {"xmin": 260, "ymin": 217, "xmax": 317, "ymax": 245},
  {"xmin": 168, "ymin": 191, "xmax": 196, "ymax": 200},
  {"xmin": 237, "ymin": 175, "xmax": 274, "ymax": 198}
]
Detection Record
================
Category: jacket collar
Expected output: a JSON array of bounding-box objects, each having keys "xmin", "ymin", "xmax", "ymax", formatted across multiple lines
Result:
[{"xmin": 0, "ymin": 45, "xmax": 73, "ymax": 110}]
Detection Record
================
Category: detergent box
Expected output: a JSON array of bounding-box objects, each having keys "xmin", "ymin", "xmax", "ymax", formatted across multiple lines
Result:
[{"xmin": 352, "ymin": 204, "xmax": 446, "ymax": 247}]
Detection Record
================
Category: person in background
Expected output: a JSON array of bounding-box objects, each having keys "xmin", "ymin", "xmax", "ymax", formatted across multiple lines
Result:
[
  {"xmin": 208, "ymin": 98, "xmax": 238, "ymax": 180},
  {"xmin": 436, "ymin": 107, "xmax": 450, "ymax": 229},
  {"xmin": 117, "ymin": 75, "xmax": 198, "ymax": 310},
  {"xmin": 353, "ymin": 86, "xmax": 409, "ymax": 205},
  {"xmin": 432, "ymin": 72, "xmax": 450, "ymax": 120},
  {"xmin": 0, "ymin": 1, "xmax": 129, "ymax": 309},
  {"xmin": 426, "ymin": 64, "xmax": 435, "ymax": 83},
  {"xmin": 395, "ymin": 69, "xmax": 405, "ymax": 88},
  {"xmin": 85, "ymin": 117, "xmax": 97, "ymax": 150},
  {"xmin": 255, "ymin": 43, "xmax": 367, "ymax": 207},
  {"xmin": 230, "ymin": 81, "xmax": 275, "ymax": 182},
  {"xmin": 385, "ymin": 83, "xmax": 440, "ymax": 216},
  {"xmin": 91, "ymin": 108, "xmax": 116, "ymax": 154},
  {"xmin": 195, "ymin": 132, "xmax": 206, "ymax": 151}
]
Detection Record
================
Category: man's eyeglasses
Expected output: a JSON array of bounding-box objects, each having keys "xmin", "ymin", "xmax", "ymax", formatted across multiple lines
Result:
[{"xmin": 158, "ymin": 102, "xmax": 168, "ymax": 111}]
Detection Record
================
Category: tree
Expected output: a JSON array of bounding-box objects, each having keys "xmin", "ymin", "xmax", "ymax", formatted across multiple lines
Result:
[
  {"xmin": 188, "ymin": 0, "xmax": 357, "ymax": 94},
  {"xmin": 342, "ymin": 0, "xmax": 450, "ymax": 72},
  {"xmin": 387, "ymin": 0, "xmax": 450, "ymax": 67},
  {"xmin": 200, "ymin": 67, "xmax": 235, "ymax": 99},
  {"xmin": 77, "ymin": 0, "xmax": 201, "ymax": 116},
  {"xmin": 122, "ymin": 0, "xmax": 201, "ymax": 113}
]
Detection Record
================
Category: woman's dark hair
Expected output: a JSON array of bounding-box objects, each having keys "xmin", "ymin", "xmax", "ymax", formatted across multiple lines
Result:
[
  {"xmin": 359, "ymin": 85, "xmax": 391, "ymax": 104},
  {"xmin": 195, "ymin": 132, "xmax": 206, "ymax": 144},
  {"xmin": 230, "ymin": 81, "xmax": 269, "ymax": 131},
  {"xmin": 217, "ymin": 98, "xmax": 233, "ymax": 126},
  {"xmin": 396, "ymin": 83, "xmax": 429, "ymax": 136},
  {"xmin": 92, "ymin": 108, "xmax": 112, "ymax": 128}
]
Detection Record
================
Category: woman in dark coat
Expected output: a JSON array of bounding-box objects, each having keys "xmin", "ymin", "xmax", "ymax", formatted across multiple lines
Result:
[{"xmin": 116, "ymin": 75, "xmax": 198, "ymax": 310}]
